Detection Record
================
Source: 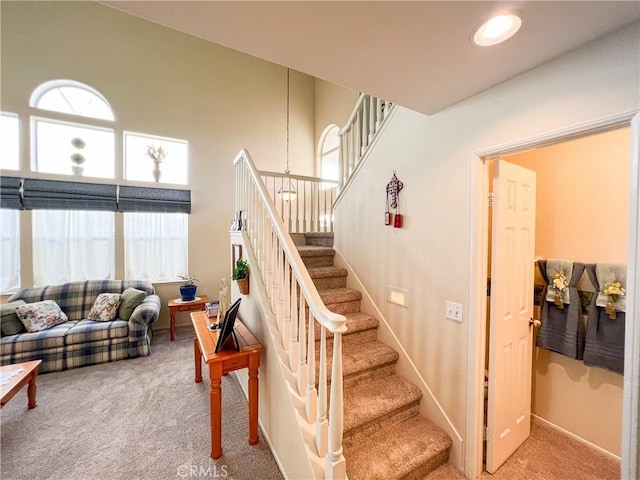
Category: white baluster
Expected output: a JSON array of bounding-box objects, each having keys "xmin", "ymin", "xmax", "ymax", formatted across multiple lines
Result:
[
  {"xmin": 368, "ymin": 94, "xmax": 375, "ymax": 143},
  {"xmin": 289, "ymin": 278, "xmax": 299, "ymax": 372},
  {"xmin": 282, "ymin": 262, "xmax": 291, "ymax": 348},
  {"xmin": 316, "ymin": 324, "xmax": 328, "ymax": 457},
  {"xmin": 325, "ymin": 331, "xmax": 346, "ymax": 479},
  {"xmin": 306, "ymin": 314, "xmax": 317, "ymax": 423},
  {"xmin": 297, "ymin": 292, "xmax": 308, "ymax": 396},
  {"xmin": 376, "ymin": 97, "xmax": 383, "ymax": 130}
]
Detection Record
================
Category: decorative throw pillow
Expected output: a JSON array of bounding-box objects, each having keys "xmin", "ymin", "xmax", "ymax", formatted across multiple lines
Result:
[
  {"xmin": 1, "ymin": 300, "xmax": 27, "ymax": 337},
  {"xmin": 118, "ymin": 288, "xmax": 147, "ymax": 321},
  {"xmin": 88, "ymin": 293, "xmax": 122, "ymax": 321},
  {"xmin": 15, "ymin": 300, "xmax": 68, "ymax": 333}
]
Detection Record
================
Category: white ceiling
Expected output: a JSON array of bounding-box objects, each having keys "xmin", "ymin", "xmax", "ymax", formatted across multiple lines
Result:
[{"xmin": 101, "ymin": 1, "xmax": 640, "ymax": 115}]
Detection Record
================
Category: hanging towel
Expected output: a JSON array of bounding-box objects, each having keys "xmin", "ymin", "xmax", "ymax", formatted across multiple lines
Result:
[
  {"xmin": 545, "ymin": 259, "xmax": 573, "ymax": 305},
  {"xmin": 594, "ymin": 263, "xmax": 627, "ymax": 313},
  {"xmin": 583, "ymin": 264, "xmax": 625, "ymax": 374},
  {"xmin": 536, "ymin": 259, "xmax": 586, "ymax": 360}
]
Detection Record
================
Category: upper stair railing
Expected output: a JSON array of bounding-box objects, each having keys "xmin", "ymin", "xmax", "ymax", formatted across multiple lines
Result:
[
  {"xmin": 259, "ymin": 171, "xmax": 338, "ymax": 233},
  {"xmin": 338, "ymin": 93, "xmax": 395, "ymax": 195},
  {"xmin": 234, "ymin": 149, "xmax": 347, "ymax": 479}
]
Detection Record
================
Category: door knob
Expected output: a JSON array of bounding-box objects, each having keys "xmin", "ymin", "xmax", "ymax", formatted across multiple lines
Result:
[{"xmin": 529, "ymin": 318, "xmax": 541, "ymax": 328}]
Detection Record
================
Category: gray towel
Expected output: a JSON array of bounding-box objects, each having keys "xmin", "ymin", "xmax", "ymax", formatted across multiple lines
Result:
[
  {"xmin": 583, "ymin": 264, "xmax": 625, "ymax": 374},
  {"xmin": 545, "ymin": 259, "xmax": 573, "ymax": 305},
  {"xmin": 536, "ymin": 259, "xmax": 586, "ymax": 360},
  {"xmin": 595, "ymin": 263, "xmax": 627, "ymax": 313}
]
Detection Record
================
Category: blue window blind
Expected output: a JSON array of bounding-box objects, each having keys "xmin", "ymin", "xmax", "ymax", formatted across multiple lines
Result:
[
  {"xmin": 118, "ymin": 186, "xmax": 191, "ymax": 214},
  {"xmin": 22, "ymin": 179, "xmax": 117, "ymax": 211},
  {"xmin": 0, "ymin": 176, "xmax": 22, "ymax": 210}
]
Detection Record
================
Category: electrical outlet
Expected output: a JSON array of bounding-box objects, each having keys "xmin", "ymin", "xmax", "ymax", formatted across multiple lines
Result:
[{"xmin": 446, "ymin": 301, "xmax": 463, "ymax": 322}]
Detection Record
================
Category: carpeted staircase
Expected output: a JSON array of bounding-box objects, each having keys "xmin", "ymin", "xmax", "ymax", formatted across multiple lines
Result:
[{"xmin": 298, "ymin": 233, "xmax": 464, "ymax": 480}]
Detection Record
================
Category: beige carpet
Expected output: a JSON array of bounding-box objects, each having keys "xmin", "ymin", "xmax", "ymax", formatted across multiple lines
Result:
[
  {"xmin": 0, "ymin": 328, "xmax": 283, "ymax": 480},
  {"xmin": 480, "ymin": 418, "xmax": 620, "ymax": 480}
]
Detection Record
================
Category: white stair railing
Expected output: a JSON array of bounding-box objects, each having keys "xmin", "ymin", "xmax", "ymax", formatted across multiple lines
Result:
[
  {"xmin": 259, "ymin": 171, "xmax": 338, "ymax": 233},
  {"xmin": 234, "ymin": 149, "xmax": 347, "ymax": 480},
  {"xmin": 338, "ymin": 93, "xmax": 394, "ymax": 190}
]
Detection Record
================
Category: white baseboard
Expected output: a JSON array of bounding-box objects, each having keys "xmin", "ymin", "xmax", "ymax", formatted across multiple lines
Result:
[{"xmin": 532, "ymin": 414, "xmax": 621, "ymax": 462}]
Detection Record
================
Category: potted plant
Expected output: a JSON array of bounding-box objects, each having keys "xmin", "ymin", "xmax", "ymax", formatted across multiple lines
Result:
[
  {"xmin": 70, "ymin": 137, "xmax": 86, "ymax": 176},
  {"xmin": 232, "ymin": 259, "xmax": 250, "ymax": 295},
  {"xmin": 178, "ymin": 274, "xmax": 199, "ymax": 301}
]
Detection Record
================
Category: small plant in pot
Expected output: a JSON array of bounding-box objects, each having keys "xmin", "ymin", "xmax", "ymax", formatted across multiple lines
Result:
[
  {"xmin": 178, "ymin": 274, "xmax": 199, "ymax": 301},
  {"xmin": 232, "ymin": 259, "xmax": 250, "ymax": 295}
]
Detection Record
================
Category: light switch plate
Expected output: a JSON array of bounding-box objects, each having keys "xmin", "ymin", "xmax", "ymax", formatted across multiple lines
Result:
[{"xmin": 446, "ymin": 301, "xmax": 463, "ymax": 322}]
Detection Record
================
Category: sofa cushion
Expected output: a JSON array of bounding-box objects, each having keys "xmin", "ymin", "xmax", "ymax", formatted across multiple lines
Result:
[
  {"xmin": 1, "ymin": 300, "xmax": 27, "ymax": 337},
  {"xmin": 1, "ymin": 321, "xmax": 77, "ymax": 356},
  {"xmin": 65, "ymin": 319, "xmax": 128, "ymax": 345},
  {"xmin": 118, "ymin": 288, "xmax": 147, "ymax": 321},
  {"xmin": 88, "ymin": 293, "xmax": 122, "ymax": 321},
  {"xmin": 15, "ymin": 300, "xmax": 69, "ymax": 333}
]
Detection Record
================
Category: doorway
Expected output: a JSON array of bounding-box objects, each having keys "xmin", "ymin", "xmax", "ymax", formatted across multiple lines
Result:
[
  {"xmin": 466, "ymin": 112, "xmax": 640, "ymax": 480},
  {"xmin": 484, "ymin": 127, "xmax": 629, "ymax": 473}
]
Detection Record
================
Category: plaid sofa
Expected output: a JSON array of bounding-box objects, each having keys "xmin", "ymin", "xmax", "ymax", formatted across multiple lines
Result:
[{"xmin": 1, "ymin": 280, "xmax": 160, "ymax": 373}]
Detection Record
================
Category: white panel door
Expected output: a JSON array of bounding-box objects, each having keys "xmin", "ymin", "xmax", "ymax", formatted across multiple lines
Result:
[{"xmin": 486, "ymin": 160, "xmax": 537, "ymax": 473}]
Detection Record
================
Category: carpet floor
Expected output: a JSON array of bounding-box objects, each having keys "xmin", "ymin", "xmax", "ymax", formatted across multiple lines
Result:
[
  {"xmin": 0, "ymin": 328, "xmax": 283, "ymax": 480},
  {"xmin": 479, "ymin": 418, "xmax": 620, "ymax": 480}
]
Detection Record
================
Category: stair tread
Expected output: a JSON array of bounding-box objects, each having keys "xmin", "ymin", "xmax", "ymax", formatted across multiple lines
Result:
[
  {"xmin": 297, "ymin": 245, "xmax": 335, "ymax": 256},
  {"xmin": 305, "ymin": 232, "xmax": 334, "ymax": 238},
  {"xmin": 317, "ymin": 340, "xmax": 398, "ymax": 379},
  {"xmin": 344, "ymin": 416, "xmax": 452, "ymax": 480},
  {"xmin": 344, "ymin": 374, "xmax": 422, "ymax": 434},
  {"xmin": 307, "ymin": 265, "xmax": 347, "ymax": 279},
  {"xmin": 423, "ymin": 463, "xmax": 465, "ymax": 480},
  {"xmin": 320, "ymin": 287, "xmax": 362, "ymax": 304}
]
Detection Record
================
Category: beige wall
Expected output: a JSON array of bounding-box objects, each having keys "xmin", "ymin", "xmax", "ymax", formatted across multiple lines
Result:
[
  {"xmin": 507, "ymin": 128, "xmax": 630, "ymax": 456},
  {"xmin": 334, "ymin": 23, "xmax": 639, "ymax": 471},
  {"xmin": 0, "ymin": 1, "xmax": 316, "ymax": 330}
]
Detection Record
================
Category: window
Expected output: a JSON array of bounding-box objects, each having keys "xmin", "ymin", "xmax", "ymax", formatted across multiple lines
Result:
[
  {"xmin": 30, "ymin": 80, "xmax": 114, "ymax": 121},
  {"xmin": 0, "ymin": 209, "xmax": 20, "ymax": 291},
  {"xmin": 319, "ymin": 125, "xmax": 340, "ymax": 187},
  {"xmin": 31, "ymin": 117, "xmax": 114, "ymax": 177},
  {"xmin": 0, "ymin": 113, "xmax": 19, "ymax": 170},
  {"xmin": 124, "ymin": 132, "xmax": 188, "ymax": 185},
  {"xmin": 32, "ymin": 210, "xmax": 115, "ymax": 286},
  {"xmin": 124, "ymin": 212, "xmax": 188, "ymax": 282}
]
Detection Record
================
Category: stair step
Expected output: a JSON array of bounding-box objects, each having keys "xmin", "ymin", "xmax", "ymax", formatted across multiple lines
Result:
[
  {"xmin": 305, "ymin": 232, "xmax": 334, "ymax": 247},
  {"xmin": 320, "ymin": 287, "xmax": 362, "ymax": 314},
  {"xmin": 314, "ymin": 312, "xmax": 379, "ymax": 347},
  {"xmin": 343, "ymin": 375, "xmax": 423, "ymax": 442},
  {"xmin": 316, "ymin": 340, "xmax": 398, "ymax": 387},
  {"xmin": 308, "ymin": 266, "xmax": 347, "ymax": 289},
  {"xmin": 344, "ymin": 416, "xmax": 452, "ymax": 480},
  {"xmin": 423, "ymin": 463, "xmax": 465, "ymax": 480},
  {"xmin": 297, "ymin": 245, "xmax": 335, "ymax": 267}
]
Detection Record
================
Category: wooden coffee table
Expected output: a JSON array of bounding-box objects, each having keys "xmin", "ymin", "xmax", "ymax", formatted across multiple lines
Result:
[{"xmin": 1, "ymin": 360, "xmax": 42, "ymax": 409}]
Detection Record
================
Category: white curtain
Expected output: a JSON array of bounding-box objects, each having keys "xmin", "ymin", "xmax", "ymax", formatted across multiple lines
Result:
[
  {"xmin": 124, "ymin": 212, "xmax": 187, "ymax": 282},
  {"xmin": 0, "ymin": 209, "xmax": 20, "ymax": 292},
  {"xmin": 32, "ymin": 210, "xmax": 115, "ymax": 286}
]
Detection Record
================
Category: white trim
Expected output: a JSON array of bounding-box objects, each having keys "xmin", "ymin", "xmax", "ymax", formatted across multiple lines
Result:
[
  {"xmin": 622, "ymin": 113, "xmax": 640, "ymax": 480},
  {"xmin": 532, "ymin": 414, "xmax": 621, "ymax": 462},
  {"xmin": 467, "ymin": 110, "xmax": 639, "ymax": 480}
]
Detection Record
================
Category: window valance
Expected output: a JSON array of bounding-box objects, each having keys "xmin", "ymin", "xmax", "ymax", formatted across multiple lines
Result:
[{"xmin": 0, "ymin": 177, "xmax": 190, "ymax": 214}]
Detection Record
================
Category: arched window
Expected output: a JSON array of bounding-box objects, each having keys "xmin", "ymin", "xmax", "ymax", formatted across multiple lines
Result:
[
  {"xmin": 318, "ymin": 124, "xmax": 340, "ymax": 183},
  {"xmin": 30, "ymin": 79, "xmax": 114, "ymax": 121},
  {"xmin": 30, "ymin": 80, "xmax": 115, "ymax": 178}
]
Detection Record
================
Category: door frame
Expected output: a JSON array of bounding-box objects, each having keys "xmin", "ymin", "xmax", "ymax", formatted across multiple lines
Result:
[{"xmin": 465, "ymin": 110, "xmax": 639, "ymax": 479}]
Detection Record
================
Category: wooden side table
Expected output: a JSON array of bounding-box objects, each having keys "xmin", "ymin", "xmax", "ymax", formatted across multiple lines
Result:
[
  {"xmin": 168, "ymin": 295, "xmax": 209, "ymax": 341},
  {"xmin": 190, "ymin": 310, "xmax": 264, "ymax": 459},
  {"xmin": 1, "ymin": 360, "xmax": 42, "ymax": 409}
]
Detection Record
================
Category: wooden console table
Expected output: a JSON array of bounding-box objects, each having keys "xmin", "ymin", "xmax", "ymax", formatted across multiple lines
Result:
[
  {"xmin": 168, "ymin": 295, "xmax": 209, "ymax": 341},
  {"xmin": 190, "ymin": 310, "xmax": 264, "ymax": 459}
]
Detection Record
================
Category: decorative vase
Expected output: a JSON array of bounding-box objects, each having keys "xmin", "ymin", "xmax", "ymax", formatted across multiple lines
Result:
[
  {"xmin": 179, "ymin": 285, "xmax": 197, "ymax": 301},
  {"xmin": 152, "ymin": 160, "xmax": 162, "ymax": 182},
  {"xmin": 71, "ymin": 165, "xmax": 84, "ymax": 176},
  {"xmin": 236, "ymin": 277, "xmax": 249, "ymax": 295}
]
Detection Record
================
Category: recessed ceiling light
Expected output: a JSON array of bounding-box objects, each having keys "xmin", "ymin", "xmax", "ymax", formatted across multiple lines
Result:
[{"xmin": 473, "ymin": 14, "xmax": 522, "ymax": 46}]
